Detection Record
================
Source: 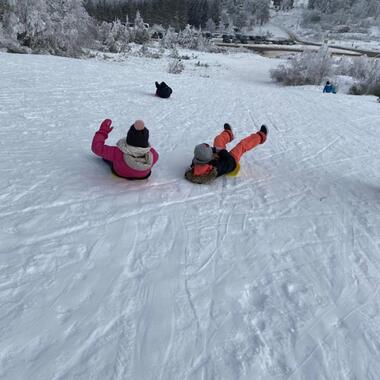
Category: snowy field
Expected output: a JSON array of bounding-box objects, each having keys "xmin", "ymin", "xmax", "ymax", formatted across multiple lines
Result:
[{"xmin": 0, "ymin": 49, "xmax": 380, "ymax": 380}]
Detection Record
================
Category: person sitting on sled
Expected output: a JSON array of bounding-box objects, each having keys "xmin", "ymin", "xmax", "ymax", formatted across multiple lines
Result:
[
  {"xmin": 323, "ymin": 81, "xmax": 336, "ymax": 94},
  {"xmin": 91, "ymin": 119, "xmax": 159, "ymax": 180},
  {"xmin": 155, "ymin": 81, "xmax": 172, "ymax": 98},
  {"xmin": 185, "ymin": 123, "xmax": 268, "ymax": 184}
]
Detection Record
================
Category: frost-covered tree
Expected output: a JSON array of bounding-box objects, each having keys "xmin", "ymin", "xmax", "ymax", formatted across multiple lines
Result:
[
  {"xmin": 252, "ymin": 0, "xmax": 270, "ymax": 25},
  {"xmin": 308, "ymin": 0, "xmax": 379, "ymax": 17},
  {"xmin": 219, "ymin": 8, "xmax": 232, "ymax": 30},
  {"xmin": 305, "ymin": 0, "xmax": 380, "ymax": 29},
  {"xmin": 48, "ymin": 0, "xmax": 94, "ymax": 55},
  {"xmin": 103, "ymin": 19, "xmax": 131, "ymax": 52},
  {"xmin": 0, "ymin": 0, "xmax": 9, "ymax": 21},
  {"xmin": 205, "ymin": 17, "xmax": 216, "ymax": 32},
  {"xmin": 337, "ymin": 56, "xmax": 380, "ymax": 96},
  {"xmin": 352, "ymin": 0, "xmax": 380, "ymax": 19},
  {"xmin": 196, "ymin": 32, "xmax": 211, "ymax": 51},
  {"xmin": 177, "ymin": 24, "xmax": 198, "ymax": 48},
  {"xmin": 132, "ymin": 10, "xmax": 150, "ymax": 44},
  {"xmin": 271, "ymin": 45, "xmax": 333, "ymax": 85},
  {"xmin": 84, "ymin": 0, "xmax": 274, "ymax": 31},
  {"xmin": 160, "ymin": 26, "xmax": 177, "ymax": 48},
  {"xmin": 235, "ymin": 7, "xmax": 249, "ymax": 29},
  {"xmin": 281, "ymin": 0, "xmax": 294, "ymax": 9},
  {"xmin": 1, "ymin": 0, "xmax": 95, "ymax": 56},
  {"xmin": 2, "ymin": 0, "xmax": 48, "ymax": 43}
]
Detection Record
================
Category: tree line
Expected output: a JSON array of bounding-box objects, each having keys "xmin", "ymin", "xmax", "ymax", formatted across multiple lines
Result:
[
  {"xmin": 307, "ymin": 0, "xmax": 380, "ymax": 19},
  {"xmin": 84, "ymin": 0, "xmax": 271, "ymax": 31}
]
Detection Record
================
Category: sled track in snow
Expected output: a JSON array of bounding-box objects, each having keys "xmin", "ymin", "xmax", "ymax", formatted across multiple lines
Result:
[{"xmin": 1, "ymin": 51, "xmax": 380, "ymax": 379}]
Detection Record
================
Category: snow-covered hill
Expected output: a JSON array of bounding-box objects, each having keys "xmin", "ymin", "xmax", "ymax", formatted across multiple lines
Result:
[{"xmin": 0, "ymin": 50, "xmax": 379, "ymax": 380}]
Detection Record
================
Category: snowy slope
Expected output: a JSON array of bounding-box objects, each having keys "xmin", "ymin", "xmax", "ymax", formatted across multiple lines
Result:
[{"xmin": 0, "ymin": 50, "xmax": 380, "ymax": 380}]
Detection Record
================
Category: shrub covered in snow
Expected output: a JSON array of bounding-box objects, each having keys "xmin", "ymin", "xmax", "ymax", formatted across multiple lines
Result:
[
  {"xmin": 169, "ymin": 46, "xmax": 180, "ymax": 59},
  {"xmin": 334, "ymin": 55, "xmax": 380, "ymax": 96},
  {"xmin": 271, "ymin": 45, "xmax": 333, "ymax": 86},
  {"xmin": 272, "ymin": 48, "xmax": 380, "ymax": 97},
  {"xmin": 136, "ymin": 44, "xmax": 162, "ymax": 59},
  {"xmin": 168, "ymin": 58, "xmax": 184, "ymax": 74},
  {"xmin": 175, "ymin": 25, "xmax": 212, "ymax": 52},
  {"xmin": 347, "ymin": 58, "xmax": 380, "ymax": 96}
]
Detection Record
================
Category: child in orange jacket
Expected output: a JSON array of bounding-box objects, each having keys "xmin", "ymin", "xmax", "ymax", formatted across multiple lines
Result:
[{"xmin": 185, "ymin": 123, "xmax": 267, "ymax": 184}]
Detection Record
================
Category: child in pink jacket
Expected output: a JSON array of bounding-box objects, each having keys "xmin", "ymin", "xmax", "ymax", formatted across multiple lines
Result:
[{"xmin": 91, "ymin": 119, "xmax": 159, "ymax": 180}]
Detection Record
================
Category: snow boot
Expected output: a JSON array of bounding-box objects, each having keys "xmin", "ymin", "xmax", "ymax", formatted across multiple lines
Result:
[
  {"xmin": 224, "ymin": 123, "xmax": 234, "ymax": 141},
  {"xmin": 258, "ymin": 125, "xmax": 268, "ymax": 144}
]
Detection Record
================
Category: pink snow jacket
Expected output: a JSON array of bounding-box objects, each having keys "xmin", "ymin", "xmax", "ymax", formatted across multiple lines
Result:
[{"xmin": 91, "ymin": 129, "xmax": 159, "ymax": 179}]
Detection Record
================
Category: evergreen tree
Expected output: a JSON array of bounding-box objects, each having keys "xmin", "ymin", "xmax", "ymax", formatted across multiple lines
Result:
[
  {"xmin": 133, "ymin": 10, "xmax": 150, "ymax": 44},
  {"xmin": 252, "ymin": 0, "xmax": 270, "ymax": 25},
  {"xmin": 2, "ymin": 0, "xmax": 94, "ymax": 56},
  {"xmin": 205, "ymin": 17, "xmax": 216, "ymax": 32}
]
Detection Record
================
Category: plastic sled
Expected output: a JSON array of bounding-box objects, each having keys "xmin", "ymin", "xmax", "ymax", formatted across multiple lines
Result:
[{"xmin": 227, "ymin": 162, "xmax": 241, "ymax": 177}]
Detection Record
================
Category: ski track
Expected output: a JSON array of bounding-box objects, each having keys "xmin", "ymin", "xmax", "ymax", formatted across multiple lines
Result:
[{"xmin": 0, "ymin": 51, "xmax": 380, "ymax": 380}]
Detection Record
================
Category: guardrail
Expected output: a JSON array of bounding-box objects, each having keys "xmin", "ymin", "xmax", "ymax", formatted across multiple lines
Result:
[{"xmin": 214, "ymin": 41, "xmax": 362, "ymax": 57}]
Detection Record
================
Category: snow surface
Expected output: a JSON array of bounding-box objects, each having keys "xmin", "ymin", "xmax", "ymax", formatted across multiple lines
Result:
[{"xmin": 1, "ymin": 50, "xmax": 380, "ymax": 380}]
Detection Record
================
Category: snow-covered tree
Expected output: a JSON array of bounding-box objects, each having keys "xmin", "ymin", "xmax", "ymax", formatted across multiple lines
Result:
[
  {"xmin": 177, "ymin": 24, "xmax": 198, "ymax": 48},
  {"xmin": 336, "ymin": 55, "xmax": 380, "ymax": 96},
  {"xmin": 132, "ymin": 10, "xmax": 150, "ymax": 44},
  {"xmin": 102, "ymin": 19, "xmax": 131, "ymax": 52},
  {"xmin": 1, "ymin": 0, "xmax": 95, "ymax": 56},
  {"xmin": 160, "ymin": 26, "xmax": 177, "ymax": 48},
  {"xmin": 271, "ymin": 45, "xmax": 333, "ymax": 85},
  {"xmin": 196, "ymin": 32, "xmax": 211, "ymax": 51},
  {"xmin": 352, "ymin": 0, "xmax": 380, "ymax": 19},
  {"xmin": 205, "ymin": 17, "xmax": 216, "ymax": 32},
  {"xmin": 0, "ymin": 0, "xmax": 9, "ymax": 22},
  {"xmin": 47, "ymin": 0, "xmax": 93, "ymax": 55},
  {"xmin": 252, "ymin": 0, "xmax": 270, "ymax": 25}
]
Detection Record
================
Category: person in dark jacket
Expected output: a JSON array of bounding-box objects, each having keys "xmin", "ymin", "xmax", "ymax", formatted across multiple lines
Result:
[
  {"xmin": 323, "ymin": 81, "xmax": 336, "ymax": 93},
  {"xmin": 155, "ymin": 81, "xmax": 172, "ymax": 98},
  {"xmin": 185, "ymin": 123, "xmax": 268, "ymax": 184}
]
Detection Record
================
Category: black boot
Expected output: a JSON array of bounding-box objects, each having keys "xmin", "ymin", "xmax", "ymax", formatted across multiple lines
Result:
[
  {"xmin": 224, "ymin": 123, "xmax": 234, "ymax": 140},
  {"xmin": 258, "ymin": 125, "xmax": 268, "ymax": 144},
  {"xmin": 259, "ymin": 124, "xmax": 268, "ymax": 136}
]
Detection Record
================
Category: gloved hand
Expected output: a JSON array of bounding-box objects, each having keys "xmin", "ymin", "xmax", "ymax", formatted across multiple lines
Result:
[{"xmin": 99, "ymin": 119, "xmax": 113, "ymax": 135}]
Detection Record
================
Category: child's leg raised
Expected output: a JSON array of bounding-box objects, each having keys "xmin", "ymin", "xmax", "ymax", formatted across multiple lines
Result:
[
  {"xmin": 229, "ymin": 132, "xmax": 264, "ymax": 163},
  {"xmin": 213, "ymin": 130, "xmax": 233, "ymax": 150}
]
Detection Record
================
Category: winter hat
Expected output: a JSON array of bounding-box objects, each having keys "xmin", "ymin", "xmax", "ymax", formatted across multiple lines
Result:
[
  {"xmin": 126, "ymin": 120, "xmax": 149, "ymax": 148},
  {"xmin": 193, "ymin": 143, "xmax": 213, "ymax": 164}
]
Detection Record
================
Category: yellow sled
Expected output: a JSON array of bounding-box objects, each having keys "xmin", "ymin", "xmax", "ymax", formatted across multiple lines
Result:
[{"xmin": 227, "ymin": 162, "xmax": 241, "ymax": 177}]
